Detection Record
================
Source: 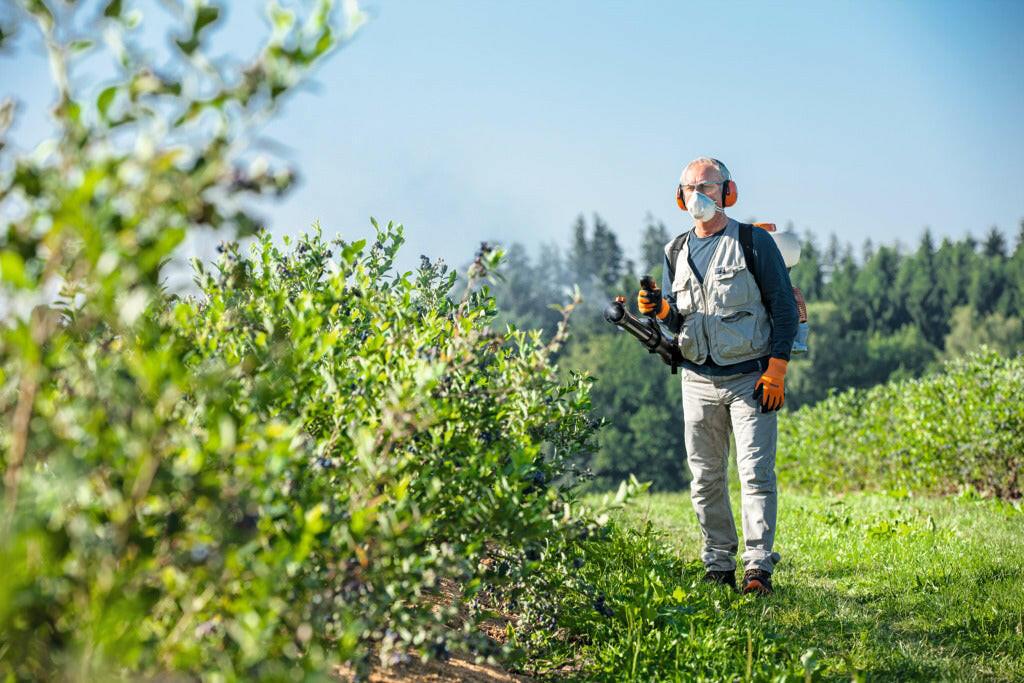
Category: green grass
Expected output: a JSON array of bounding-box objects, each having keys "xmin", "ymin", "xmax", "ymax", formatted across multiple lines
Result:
[{"xmin": 584, "ymin": 487, "xmax": 1024, "ymax": 681}]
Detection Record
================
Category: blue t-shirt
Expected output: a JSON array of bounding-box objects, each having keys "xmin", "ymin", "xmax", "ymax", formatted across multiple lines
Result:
[
  {"xmin": 686, "ymin": 229, "xmax": 725, "ymax": 284},
  {"xmin": 659, "ymin": 221, "xmax": 799, "ymax": 377}
]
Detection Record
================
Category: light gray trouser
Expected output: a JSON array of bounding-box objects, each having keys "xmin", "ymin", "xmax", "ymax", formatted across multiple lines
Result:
[{"xmin": 682, "ymin": 366, "xmax": 782, "ymax": 574}]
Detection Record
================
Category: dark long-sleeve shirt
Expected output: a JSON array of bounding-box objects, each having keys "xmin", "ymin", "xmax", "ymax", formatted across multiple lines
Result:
[{"xmin": 659, "ymin": 225, "xmax": 799, "ymax": 376}]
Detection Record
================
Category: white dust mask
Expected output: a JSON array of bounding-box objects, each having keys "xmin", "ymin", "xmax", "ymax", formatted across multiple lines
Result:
[{"xmin": 687, "ymin": 190, "xmax": 720, "ymax": 222}]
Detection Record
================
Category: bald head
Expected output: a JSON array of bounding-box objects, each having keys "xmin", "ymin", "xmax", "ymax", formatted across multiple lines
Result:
[
  {"xmin": 680, "ymin": 157, "xmax": 730, "ymax": 209},
  {"xmin": 681, "ymin": 157, "xmax": 730, "ymax": 185}
]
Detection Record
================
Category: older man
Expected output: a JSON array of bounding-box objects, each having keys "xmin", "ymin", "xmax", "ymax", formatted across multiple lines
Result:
[{"xmin": 638, "ymin": 157, "xmax": 798, "ymax": 595}]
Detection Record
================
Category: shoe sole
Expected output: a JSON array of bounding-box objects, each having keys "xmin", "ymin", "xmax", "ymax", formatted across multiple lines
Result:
[{"xmin": 742, "ymin": 579, "xmax": 772, "ymax": 595}]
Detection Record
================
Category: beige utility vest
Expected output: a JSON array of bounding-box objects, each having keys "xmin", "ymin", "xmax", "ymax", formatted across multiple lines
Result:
[{"xmin": 665, "ymin": 220, "xmax": 772, "ymax": 365}]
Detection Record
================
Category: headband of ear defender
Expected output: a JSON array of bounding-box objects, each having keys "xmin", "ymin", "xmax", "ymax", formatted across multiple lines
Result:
[{"xmin": 676, "ymin": 158, "xmax": 738, "ymax": 210}]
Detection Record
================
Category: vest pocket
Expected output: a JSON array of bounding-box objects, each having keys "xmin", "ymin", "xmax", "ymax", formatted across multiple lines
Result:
[
  {"xmin": 714, "ymin": 309, "xmax": 757, "ymax": 360},
  {"xmin": 677, "ymin": 314, "xmax": 701, "ymax": 361},
  {"xmin": 713, "ymin": 264, "xmax": 753, "ymax": 308},
  {"xmin": 672, "ymin": 279, "xmax": 697, "ymax": 315}
]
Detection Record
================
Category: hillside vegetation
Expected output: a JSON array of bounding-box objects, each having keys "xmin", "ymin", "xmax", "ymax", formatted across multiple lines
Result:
[
  {"xmin": 778, "ymin": 349, "xmax": 1024, "ymax": 498},
  {"xmin": 491, "ymin": 214, "xmax": 1024, "ymax": 493}
]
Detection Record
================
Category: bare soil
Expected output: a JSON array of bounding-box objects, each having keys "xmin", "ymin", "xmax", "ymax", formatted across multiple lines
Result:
[{"xmin": 335, "ymin": 577, "xmax": 528, "ymax": 682}]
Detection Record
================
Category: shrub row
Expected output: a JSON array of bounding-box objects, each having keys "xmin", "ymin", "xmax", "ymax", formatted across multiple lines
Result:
[
  {"xmin": 0, "ymin": 222, "xmax": 643, "ymax": 680},
  {"xmin": 778, "ymin": 348, "xmax": 1024, "ymax": 498}
]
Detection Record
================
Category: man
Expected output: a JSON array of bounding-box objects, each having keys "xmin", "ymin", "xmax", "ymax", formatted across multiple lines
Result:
[{"xmin": 637, "ymin": 157, "xmax": 798, "ymax": 595}]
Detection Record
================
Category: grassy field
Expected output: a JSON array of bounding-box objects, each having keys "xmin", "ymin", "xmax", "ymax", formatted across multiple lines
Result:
[{"xmin": 576, "ymin": 486, "xmax": 1024, "ymax": 681}]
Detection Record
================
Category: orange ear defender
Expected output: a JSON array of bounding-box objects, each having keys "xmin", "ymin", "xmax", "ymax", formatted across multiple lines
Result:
[
  {"xmin": 723, "ymin": 179, "xmax": 737, "ymax": 207},
  {"xmin": 675, "ymin": 175, "xmax": 738, "ymax": 211}
]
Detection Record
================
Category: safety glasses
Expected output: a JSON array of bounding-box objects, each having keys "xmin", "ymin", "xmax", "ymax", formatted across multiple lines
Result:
[{"xmin": 680, "ymin": 181, "xmax": 723, "ymax": 196}]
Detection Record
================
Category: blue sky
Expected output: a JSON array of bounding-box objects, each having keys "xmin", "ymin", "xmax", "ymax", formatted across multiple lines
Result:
[{"xmin": 3, "ymin": 0, "xmax": 1023, "ymax": 277}]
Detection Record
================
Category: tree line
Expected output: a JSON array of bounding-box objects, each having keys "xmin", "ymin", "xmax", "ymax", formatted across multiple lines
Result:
[{"xmin": 483, "ymin": 213, "xmax": 1024, "ymax": 491}]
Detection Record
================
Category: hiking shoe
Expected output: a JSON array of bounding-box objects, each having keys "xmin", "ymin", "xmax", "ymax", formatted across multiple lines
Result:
[
  {"xmin": 742, "ymin": 568, "xmax": 773, "ymax": 595},
  {"xmin": 702, "ymin": 569, "xmax": 737, "ymax": 591}
]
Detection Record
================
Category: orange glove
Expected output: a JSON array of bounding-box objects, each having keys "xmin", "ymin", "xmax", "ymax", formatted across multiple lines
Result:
[
  {"xmin": 752, "ymin": 357, "xmax": 788, "ymax": 412},
  {"xmin": 637, "ymin": 288, "xmax": 670, "ymax": 319}
]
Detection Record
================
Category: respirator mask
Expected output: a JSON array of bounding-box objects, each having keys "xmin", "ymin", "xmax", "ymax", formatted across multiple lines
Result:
[{"xmin": 686, "ymin": 189, "xmax": 722, "ymax": 222}]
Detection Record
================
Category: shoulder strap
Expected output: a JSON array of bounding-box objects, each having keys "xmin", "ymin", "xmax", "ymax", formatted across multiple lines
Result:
[
  {"xmin": 738, "ymin": 223, "xmax": 769, "ymax": 310},
  {"xmin": 738, "ymin": 223, "xmax": 756, "ymax": 272},
  {"xmin": 666, "ymin": 232, "xmax": 690, "ymax": 284}
]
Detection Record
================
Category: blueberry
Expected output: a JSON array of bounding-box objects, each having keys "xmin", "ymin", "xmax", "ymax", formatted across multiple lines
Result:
[
  {"xmin": 593, "ymin": 594, "xmax": 613, "ymax": 617},
  {"xmin": 430, "ymin": 639, "xmax": 450, "ymax": 662},
  {"xmin": 190, "ymin": 544, "xmax": 210, "ymax": 563}
]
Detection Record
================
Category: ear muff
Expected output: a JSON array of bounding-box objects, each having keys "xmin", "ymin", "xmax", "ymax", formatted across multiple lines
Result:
[
  {"xmin": 722, "ymin": 179, "xmax": 738, "ymax": 207},
  {"xmin": 676, "ymin": 179, "xmax": 739, "ymax": 210},
  {"xmin": 676, "ymin": 184, "xmax": 687, "ymax": 210}
]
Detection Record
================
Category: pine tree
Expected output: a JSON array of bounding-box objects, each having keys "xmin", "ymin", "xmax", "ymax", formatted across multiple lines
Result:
[
  {"xmin": 861, "ymin": 237, "xmax": 875, "ymax": 263},
  {"xmin": 791, "ymin": 231, "xmax": 824, "ymax": 301},
  {"xmin": 855, "ymin": 245, "xmax": 906, "ymax": 333},
  {"xmin": 983, "ymin": 226, "xmax": 1007, "ymax": 258},
  {"xmin": 825, "ymin": 251, "xmax": 864, "ymax": 329},
  {"xmin": 640, "ymin": 213, "xmax": 671, "ymax": 275},
  {"xmin": 591, "ymin": 213, "xmax": 624, "ymax": 291},
  {"xmin": 566, "ymin": 214, "xmax": 591, "ymax": 288},
  {"xmin": 900, "ymin": 230, "xmax": 947, "ymax": 347},
  {"xmin": 825, "ymin": 233, "xmax": 842, "ymax": 268}
]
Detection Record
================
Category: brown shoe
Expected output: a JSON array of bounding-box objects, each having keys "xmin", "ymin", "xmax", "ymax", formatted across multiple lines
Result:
[
  {"xmin": 702, "ymin": 569, "xmax": 737, "ymax": 591},
  {"xmin": 742, "ymin": 568, "xmax": 773, "ymax": 595}
]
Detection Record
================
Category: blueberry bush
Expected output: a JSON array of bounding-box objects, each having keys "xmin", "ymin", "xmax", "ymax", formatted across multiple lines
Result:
[
  {"xmin": 0, "ymin": 2, "xmax": 645, "ymax": 678},
  {"xmin": 778, "ymin": 348, "xmax": 1024, "ymax": 498}
]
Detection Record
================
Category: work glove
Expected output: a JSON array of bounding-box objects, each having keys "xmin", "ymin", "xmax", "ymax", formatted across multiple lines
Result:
[
  {"xmin": 637, "ymin": 287, "xmax": 670, "ymax": 319},
  {"xmin": 752, "ymin": 357, "xmax": 788, "ymax": 413}
]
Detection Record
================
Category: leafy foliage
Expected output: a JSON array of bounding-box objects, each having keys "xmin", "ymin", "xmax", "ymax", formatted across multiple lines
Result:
[
  {"xmin": 559, "ymin": 331, "xmax": 688, "ymax": 492},
  {"xmin": 2, "ymin": 216, "xmax": 651, "ymax": 678},
  {"xmin": 0, "ymin": 2, "xmax": 647, "ymax": 678},
  {"xmin": 778, "ymin": 348, "xmax": 1024, "ymax": 498}
]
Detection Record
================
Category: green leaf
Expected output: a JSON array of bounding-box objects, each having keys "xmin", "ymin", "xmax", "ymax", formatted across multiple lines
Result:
[
  {"xmin": 175, "ymin": 36, "xmax": 199, "ymax": 55},
  {"xmin": 64, "ymin": 99, "xmax": 81, "ymax": 122},
  {"xmin": 194, "ymin": 5, "xmax": 220, "ymax": 34},
  {"xmin": 341, "ymin": 239, "xmax": 366, "ymax": 264},
  {"xmin": 97, "ymin": 86, "xmax": 117, "ymax": 118},
  {"xmin": 313, "ymin": 29, "xmax": 333, "ymax": 58},
  {"xmin": 25, "ymin": 0, "xmax": 54, "ymax": 29},
  {"xmin": 103, "ymin": 0, "xmax": 123, "ymax": 18},
  {"xmin": 268, "ymin": 2, "xmax": 296, "ymax": 33},
  {"xmin": 70, "ymin": 39, "xmax": 94, "ymax": 54},
  {"xmin": 613, "ymin": 479, "xmax": 627, "ymax": 505},
  {"xmin": 1, "ymin": 250, "xmax": 32, "ymax": 289}
]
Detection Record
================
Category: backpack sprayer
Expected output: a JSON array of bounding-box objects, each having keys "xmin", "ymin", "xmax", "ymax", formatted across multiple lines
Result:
[
  {"xmin": 604, "ymin": 225, "xmax": 809, "ymax": 369},
  {"xmin": 766, "ymin": 225, "xmax": 810, "ymax": 355}
]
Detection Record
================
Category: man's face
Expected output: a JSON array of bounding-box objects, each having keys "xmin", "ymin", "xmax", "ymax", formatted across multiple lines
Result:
[{"xmin": 682, "ymin": 163, "xmax": 724, "ymax": 208}]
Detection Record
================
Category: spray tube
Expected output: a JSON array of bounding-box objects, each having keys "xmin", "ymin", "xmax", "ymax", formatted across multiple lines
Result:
[{"xmin": 603, "ymin": 277, "xmax": 683, "ymax": 373}]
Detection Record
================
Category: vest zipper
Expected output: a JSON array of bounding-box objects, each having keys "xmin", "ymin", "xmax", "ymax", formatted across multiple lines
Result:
[{"xmin": 693, "ymin": 223, "xmax": 730, "ymax": 363}]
